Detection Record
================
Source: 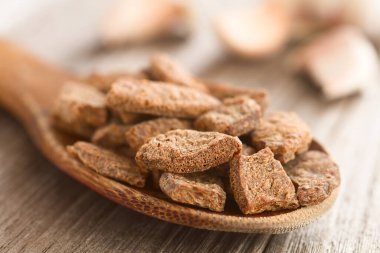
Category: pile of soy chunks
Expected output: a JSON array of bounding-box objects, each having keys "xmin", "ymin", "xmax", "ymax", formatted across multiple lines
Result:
[{"xmin": 53, "ymin": 53, "xmax": 340, "ymax": 214}]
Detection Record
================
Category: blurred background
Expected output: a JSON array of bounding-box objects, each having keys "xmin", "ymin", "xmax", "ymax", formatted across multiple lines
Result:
[{"xmin": 1, "ymin": 0, "xmax": 380, "ymax": 252}]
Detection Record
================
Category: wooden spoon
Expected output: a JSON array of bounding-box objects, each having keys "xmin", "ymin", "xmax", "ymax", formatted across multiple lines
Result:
[{"xmin": 0, "ymin": 40, "xmax": 339, "ymax": 233}]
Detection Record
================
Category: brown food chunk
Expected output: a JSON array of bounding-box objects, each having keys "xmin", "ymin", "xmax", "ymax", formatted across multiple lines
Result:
[
  {"xmin": 203, "ymin": 80, "xmax": 268, "ymax": 111},
  {"xmin": 67, "ymin": 141, "xmax": 148, "ymax": 187},
  {"xmin": 251, "ymin": 111, "xmax": 312, "ymax": 163},
  {"xmin": 230, "ymin": 148, "xmax": 299, "ymax": 214},
  {"xmin": 53, "ymin": 82, "xmax": 108, "ymax": 138},
  {"xmin": 84, "ymin": 71, "xmax": 147, "ymax": 92},
  {"xmin": 112, "ymin": 109, "xmax": 150, "ymax": 125},
  {"xmin": 92, "ymin": 123, "xmax": 130, "ymax": 148},
  {"xmin": 285, "ymin": 151, "xmax": 340, "ymax": 206},
  {"xmin": 195, "ymin": 96, "xmax": 261, "ymax": 136},
  {"xmin": 115, "ymin": 146, "xmax": 137, "ymax": 158},
  {"xmin": 159, "ymin": 172, "xmax": 226, "ymax": 212},
  {"xmin": 125, "ymin": 117, "xmax": 191, "ymax": 151},
  {"xmin": 136, "ymin": 129, "xmax": 242, "ymax": 173},
  {"xmin": 106, "ymin": 80, "xmax": 221, "ymax": 118},
  {"xmin": 212, "ymin": 144, "xmax": 256, "ymax": 178},
  {"xmin": 149, "ymin": 53, "xmax": 208, "ymax": 91}
]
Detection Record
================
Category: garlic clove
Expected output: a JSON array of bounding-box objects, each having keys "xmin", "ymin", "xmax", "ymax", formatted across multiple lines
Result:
[
  {"xmin": 214, "ymin": 2, "xmax": 291, "ymax": 58},
  {"xmin": 101, "ymin": 0, "xmax": 192, "ymax": 46},
  {"xmin": 296, "ymin": 26, "xmax": 379, "ymax": 100}
]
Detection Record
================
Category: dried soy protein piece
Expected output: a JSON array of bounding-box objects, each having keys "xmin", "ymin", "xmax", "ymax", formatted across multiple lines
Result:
[
  {"xmin": 203, "ymin": 80, "xmax": 268, "ymax": 111},
  {"xmin": 112, "ymin": 109, "xmax": 150, "ymax": 125},
  {"xmin": 149, "ymin": 53, "xmax": 208, "ymax": 91},
  {"xmin": 53, "ymin": 82, "xmax": 108, "ymax": 138},
  {"xmin": 92, "ymin": 123, "xmax": 130, "ymax": 148},
  {"xmin": 195, "ymin": 96, "xmax": 261, "ymax": 136},
  {"xmin": 136, "ymin": 129, "xmax": 242, "ymax": 173},
  {"xmin": 159, "ymin": 172, "xmax": 226, "ymax": 212},
  {"xmin": 230, "ymin": 148, "xmax": 299, "ymax": 214},
  {"xmin": 125, "ymin": 117, "xmax": 191, "ymax": 151},
  {"xmin": 285, "ymin": 151, "xmax": 340, "ymax": 206},
  {"xmin": 84, "ymin": 71, "xmax": 147, "ymax": 92},
  {"xmin": 106, "ymin": 80, "xmax": 221, "ymax": 118},
  {"xmin": 294, "ymin": 26, "xmax": 379, "ymax": 100},
  {"xmin": 115, "ymin": 146, "xmax": 137, "ymax": 158},
  {"xmin": 251, "ymin": 111, "xmax": 312, "ymax": 163},
  {"xmin": 67, "ymin": 141, "xmax": 148, "ymax": 187},
  {"xmin": 211, "ymin": 144, "xmax": 257, "ymax": 178}
]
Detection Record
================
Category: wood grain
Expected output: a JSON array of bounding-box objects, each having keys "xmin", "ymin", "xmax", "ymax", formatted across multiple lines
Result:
[{"xmin": 0, "ymin": 0, "xmax": 380, "ymax": 252}]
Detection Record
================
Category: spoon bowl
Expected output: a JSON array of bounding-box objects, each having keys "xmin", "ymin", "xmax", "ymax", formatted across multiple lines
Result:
[{"xmin": 0, "ymin": 40, "xmax": 339, "ymax": 233}]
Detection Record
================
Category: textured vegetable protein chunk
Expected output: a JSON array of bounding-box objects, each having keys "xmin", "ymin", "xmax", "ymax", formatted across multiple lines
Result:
[
  {"xmin": 195, "ymin": 96, "xmax": 261, "ymax": 136},
  {"xmin": 251, "ymin": 111, "xmax": 312, "ymax": 163},
  {"xmin": 92, "ymin": 123, "xmax": 130, "ymax": 148},
  {"xmin": 203, "ymin": 80, "xmax": 268, "ymax": 111},
  {"xmin": 67, "ymin": 141, "xmax": 148, "ymax": 187},
  {"xmin": 106, "ymin": 80, "xmax": 221, "ymax": 118},
  {"xmin": 149, "ymin": 53, "xmax": 208, "ymax": 92},
  {"xmin": 230, "ymin": 148, "xmax": 299, "ymax": 214},
  {"xmin": 285, "ymin": 150, "xmax": 340, "ymax": 206},
  {"xmin": 52, "ymin": 81, "xmax": 108, "ymax": 138},
  {"xmin": 136, "ymin": 129, "xmax": 242, "ymax": 173},
  {"xmin": 125, "ymin": 117, "xmax": 191, "ymax": 151},
  {"xmin": 212, "ymin": 144, "xmax": 257, "ymax": 178},
  {"xmin": 159, "ymin": 172, "xmax": 226, "ymax": 212},
  {"xmin": 84, "ymin": 71, "xmax": 147, "ymax": 92}
]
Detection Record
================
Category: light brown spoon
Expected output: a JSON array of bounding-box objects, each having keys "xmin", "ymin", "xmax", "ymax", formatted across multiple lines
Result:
[{"xmin": 0, "ymin": 40, "xmax": 339, "ymax": 233}]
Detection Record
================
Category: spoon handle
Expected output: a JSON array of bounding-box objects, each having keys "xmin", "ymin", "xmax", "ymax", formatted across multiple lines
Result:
[{"xmin": 0, "ymin": 39, "xmax": 71, "ymax": 119}]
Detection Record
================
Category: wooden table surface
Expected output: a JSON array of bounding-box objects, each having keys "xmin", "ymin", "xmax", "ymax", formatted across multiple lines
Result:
[{"xmin": 1, "ymin": 1, "xmax": 380, "ymax": 252}]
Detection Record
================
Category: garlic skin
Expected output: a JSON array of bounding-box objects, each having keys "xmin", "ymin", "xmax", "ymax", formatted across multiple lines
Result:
[
  {"xmin": 101, "ymin": 0, "xmax": 192, "ymax": 46},
  {"xmin": 277, "ymin": 0, "xmax": 380, "ymax": 39},
  {"xmin": 214, "ymin": 2, "xmax": 291, "ymax": 58},
  {"xmin": 342, "ymin": 0, "xmax": 380, "ymax": 39},
  {"xmin": 296, "ymin": 26, "xmax": 379, "ymax": 100}
]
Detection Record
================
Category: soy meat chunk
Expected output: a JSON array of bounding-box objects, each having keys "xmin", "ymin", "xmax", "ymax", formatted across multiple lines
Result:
[
  {"xmin": 195, "ymin": 96, "xmax": 261, "ymax": 136},
  {"xmin": 92, "ymin": 123, "xmax": 130, "ymax": 148},
  {"xmin": 212, "ymin": 144, "xmax": 257, "ymax": 178},
  {"xmin": 53, "ymin": 82, "xmax": 108, "ymax": 137},
  {"xmin": 106, "ymin": 80, "xmax": 221, "ymax": 118},
  {"xmin": 230, "ymin": 148, "xmax": 299, "ymax": 214},
  {"xmin": 149, "ymin": 53, "xmax": 208, "ymax": 91},
  {"xmin": 112, "ymin": 110, "xmax": 150, "ymax": 125},
  {"xmin": 159, "ymin": 172, "xmax": 226, "ymax": 212},
  {"xmin": 285, "ymin": 150, "xmax": 340, "ymax": 206},
  {"xmin": 251, "ymin": 111, "xmax": 312, "ymax": 163},
  {"xmin": 136, "ymin": 129, "xmax": 242, "ymax": 173},
  {"xmin": 125, "ymin": 117, "xmax": 191, "ymax": 151},
  {"xmin": 295, "ymin": 26, "xmax": 379, "ymax": 99},
  {"xmin": 67, "ymin": 141, "xmax": 148, "ymax": 187},
  {"xmin": 204, "ymin": 80, "xmax": 268, "ymax": 111},
  {"xmin": 84, "ymin": 71, "xmax": 147, "ymax": 92}
]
